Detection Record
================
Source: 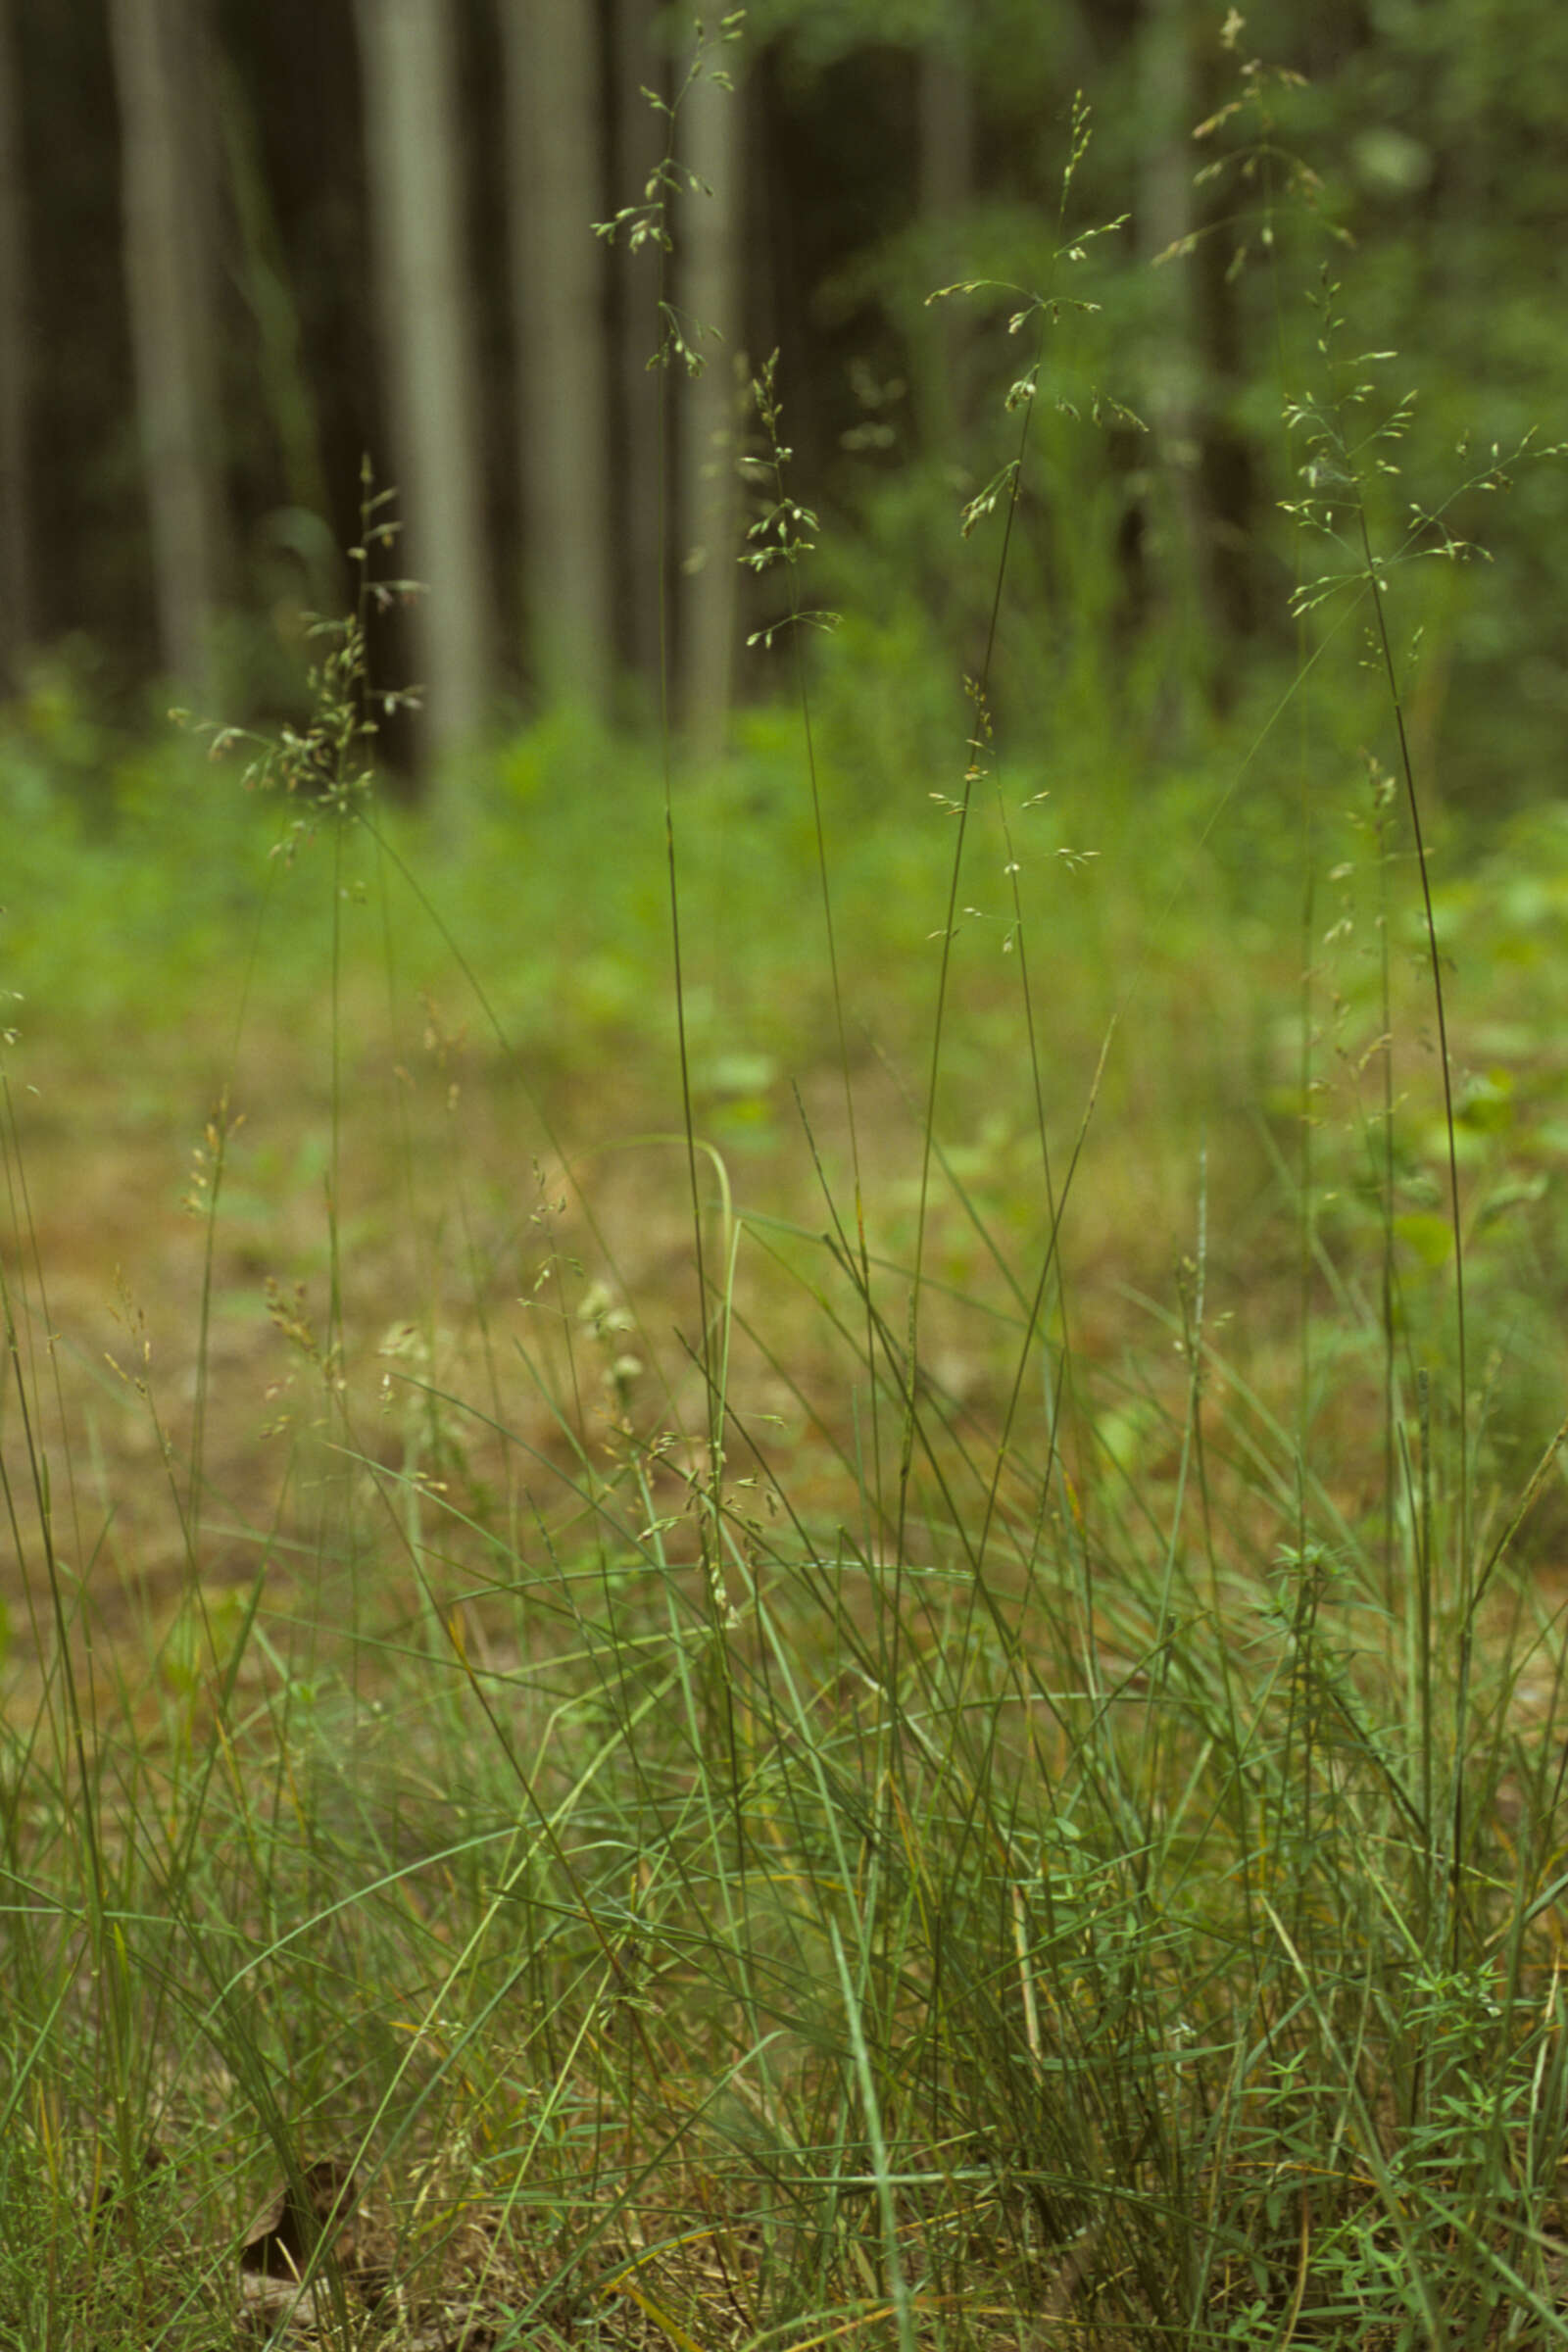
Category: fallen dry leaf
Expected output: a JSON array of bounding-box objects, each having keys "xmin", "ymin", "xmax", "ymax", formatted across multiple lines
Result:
[{"xmin": 240, "ymin": 2154, "xmax": 360, "ymax": 2278}]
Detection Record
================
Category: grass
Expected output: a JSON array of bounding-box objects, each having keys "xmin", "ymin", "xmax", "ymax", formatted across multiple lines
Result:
[{"xmin": 5, "ymin": 40, "xmax": 1568, "ymax": 2352}]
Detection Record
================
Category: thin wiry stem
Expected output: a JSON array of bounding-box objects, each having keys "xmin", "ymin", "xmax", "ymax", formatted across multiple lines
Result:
[{"xmin": 901, "ymin": 95, "xmax": 1106, "ymax": 1582}]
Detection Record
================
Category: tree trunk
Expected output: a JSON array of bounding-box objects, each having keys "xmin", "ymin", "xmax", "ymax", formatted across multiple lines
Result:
[
  {"xmin": 0, "ymin": 0, "xmax": 27, "ymax": 681},
  {"xmin": 1139, "ymin": 0, "xmax": 1257, "ymax": 712},
  {"xmin": 915, "ymin": 29, "xmax": 974, "ymax": 455},
  {"xmin": 107, "ymin": 0, "xmax": 224, "ymax": 702},
  {"xmin": 677, "ymin": 52, "xmax": 742, "ymax": 758},
  {"xmin": 1188, "ymin": 30, "xmax": 1260, "ymax": 687},
  {"xmin": 499, "ymin": 0, "xmax": 611, "ymax": 710},
  {"xmin": 355, "ymin": 0, "xmax": 491, "ymax": 767},
  {"xmin": 219, "ymin": 53, "xmax": 333, "ymax": 537},
  {"xmin": 1138, "ymin": 0, "xmax": 1214, "ymax": 720},
  {"xmin": 610, "ymin": 0, "xmax": 664, "ymax": 702}
]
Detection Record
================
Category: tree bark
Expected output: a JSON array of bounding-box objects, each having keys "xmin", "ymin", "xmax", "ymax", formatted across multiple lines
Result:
[
  {"xmin": 107, "ymin": 0, "xmax": 224, "ymax": 702},
  {"xmin": 1139, "ymin": 0, "xmax": 1258, "ymax": 711},
  {"xmin": 1136, "ymin": 0, "xmax": 1210, "ymax": 714},
  {"xmin": 0, "ymin": 0, "xmax": 27, "ymax": 680},
  {"xmin": 677, "ymin": 51, "xmax": 742, "ymax": 758},
  {"xmin": 915, "ymin": 29, "xmax": 974, "ymax": 455},
  {"xmin": 610, "ymin": 0, "xmax": 665, "ymax": 701},
  {"xmin": 499, "ymin": 0, "xmax": 612, "ymax": 709},
  {"xmin": 219, "ymin": 53, "xmax": 333, "ymax": 536},
  {"xmin": 355, "ymin": 0, "xmax": 491, "ymax": 767},
  {"xmin": 1189, "ymin": 30, "xmax": 1260, "ymax": 683}
]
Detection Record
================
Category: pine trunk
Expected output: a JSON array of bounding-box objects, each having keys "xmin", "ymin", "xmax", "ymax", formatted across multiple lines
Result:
[
  {"xmin": 677, "ymin": 55, "xmax": 742, "ymax": 758},
  {"xmin": 915, "ymin": 33, "xmax": 974, "ymax": 455},
  {"xmin": 356, "ymin": 0, "xmax": 491, "ymax": 766},
  {"xmin": 610, "ymin": 0, "xmax": 664, "ymax": 702},
  {"xmin": 107, "ymin": 0, "xmax": 224, "ymax": 700},
  {"xmin": 0, "ymin": 0, "xmax": 27, "ymax": 679},
  {"xmin": 500, "ymin": 0, "xmax": 612, "ymax": 709}
]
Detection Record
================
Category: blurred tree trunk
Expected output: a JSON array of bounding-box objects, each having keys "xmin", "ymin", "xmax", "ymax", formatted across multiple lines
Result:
[
  {"xmin": 677, "ymin": 52, "xmax": 742, "ymax": 757},
  {"xmin": 611, "ymin": 0, "xmax": 665, "ymax": 701},
  {"xmin": 0, "ymin": 0, "xmax": 25, "ymax": 681},
  {"xmin": 107, "ymin": 0, "xmax": 224, "ymax": 702},
  {"xmin": 1188, "ymin": 36, "xmax": 1260, "ymax": 688},
  {"xmin": 500, "ymin": 0, "xmax": 611, "ymax": 710},
  {"xmin": 1137, "ymin": 0, "xmax": 1200, "ymax": 687},
  {"xmin": 219, "ymin": 55, "xmax": 334, "ymax": 538},
  {"xmin": 1139, "ymin": 0, "xmax": 1258, "ymax": 712},
  {"xmin": 355, "ymin": 0, "xmax": 491, "ymax": 768},
  {"xmin": 914, "ymin": 29, "xmax": 973, "ymax": 455}
]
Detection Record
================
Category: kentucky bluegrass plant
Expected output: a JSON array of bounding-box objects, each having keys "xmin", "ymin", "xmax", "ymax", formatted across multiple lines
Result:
[{"xmin": 4, "ymin": 19, "xmax": 1568, "ymax": 2350}]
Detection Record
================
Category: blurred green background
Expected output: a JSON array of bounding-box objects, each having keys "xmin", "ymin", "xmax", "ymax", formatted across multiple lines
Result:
[
  {"xmin": 7, "ymin": 6, "xmax": 1566, "ymax": 778},
  {"xmin": 2, "ymin": 0, "xmax": 1565, "ymax": 1151}
]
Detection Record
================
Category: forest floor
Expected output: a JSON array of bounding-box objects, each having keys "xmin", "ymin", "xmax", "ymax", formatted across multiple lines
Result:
[
  {"xmin": 4, "ymin": 996, "xmax": 1230, "ymax": 1699},
  {"xmin": 10, "ymin": 926, "xmax": 1562, "ymax": 1720}
]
